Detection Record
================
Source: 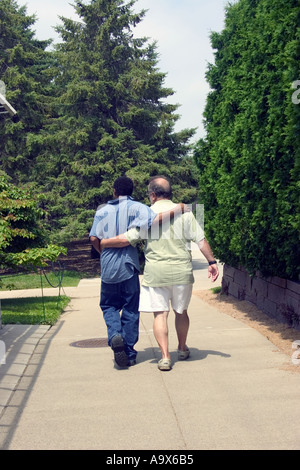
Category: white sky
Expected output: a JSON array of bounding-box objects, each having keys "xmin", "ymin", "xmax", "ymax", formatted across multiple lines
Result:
[{"xmin": 23, "ymin": 0, "xmax": 228, "ymax": 141}]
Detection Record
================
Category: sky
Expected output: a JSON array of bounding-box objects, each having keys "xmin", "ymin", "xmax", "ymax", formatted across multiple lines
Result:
[{"xmin": 23, "ymin": 0, "xmax": 229, "ymax": 142}]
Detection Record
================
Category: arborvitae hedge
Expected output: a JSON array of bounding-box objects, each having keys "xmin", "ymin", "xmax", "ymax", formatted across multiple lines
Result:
[{"xmin": 195, "ymin": 0, "xmax": 300, "ymax": 281}]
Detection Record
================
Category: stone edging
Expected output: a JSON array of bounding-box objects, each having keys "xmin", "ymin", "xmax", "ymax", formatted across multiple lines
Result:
[{"xmin": 222, "ymin": 264, "xmax": 300, "ymax": 329}]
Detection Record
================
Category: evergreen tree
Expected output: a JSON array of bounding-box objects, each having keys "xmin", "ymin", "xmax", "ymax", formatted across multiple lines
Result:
[
  {"xmin": 33, "ymin": 0, "xmax": 198, "ymax": 243},
  {"xmin": 194, "ymin": 0, "xmax": 300, "ymax": 280},
  {"xmin": 0, "ymin": 0, "xmax": 55, "ymax": 182}
]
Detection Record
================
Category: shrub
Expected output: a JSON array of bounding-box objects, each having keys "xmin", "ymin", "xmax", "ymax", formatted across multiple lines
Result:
[{"xmin": 195, "ymin": 0, "xmax": 300, "ymax": 281}]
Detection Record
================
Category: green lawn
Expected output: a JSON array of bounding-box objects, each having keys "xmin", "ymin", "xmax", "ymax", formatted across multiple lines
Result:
[
  {"xmin": 0, "ymin": 270, "xmax": 82, "ymax": 291},
  {"xmin": 0, "ymin": 270, "xmax": 81, "ymax": 325},
  {"xmin": 0, "ymin": 296, "xmax": 70, "ymax": 326}
]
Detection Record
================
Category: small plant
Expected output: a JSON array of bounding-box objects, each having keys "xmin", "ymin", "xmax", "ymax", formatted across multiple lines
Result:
[{"xmin": 211, "ymin": 286, "xmax": 222, "ymax": 294}]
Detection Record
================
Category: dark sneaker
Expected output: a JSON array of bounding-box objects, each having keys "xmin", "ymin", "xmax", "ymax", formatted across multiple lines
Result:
[
  {"xmin": 128, "ymin": 359, "xmax": 136, "ymax": 366},
  {"xmin": 111, "ymin": 335, "xmax": 129, "ymax": 368}
]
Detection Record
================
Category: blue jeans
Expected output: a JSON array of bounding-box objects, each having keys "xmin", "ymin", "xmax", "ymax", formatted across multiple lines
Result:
[{"xmin": 100, "ymin": 273, "xmax": 140, "ymax": 360}]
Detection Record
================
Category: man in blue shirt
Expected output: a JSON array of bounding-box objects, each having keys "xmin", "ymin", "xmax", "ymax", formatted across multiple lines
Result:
[
  {"xmin": 90, "ymin": 176, "xmax": 184, "ymax": 368},
  {"xmin": 90, "ymin": 176, "xmax": 155, "ymax": 367}
]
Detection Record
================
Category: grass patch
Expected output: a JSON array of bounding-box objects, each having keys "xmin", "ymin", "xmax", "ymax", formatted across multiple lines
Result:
[
  {"xmin": 0, "ymin": 270, "xmax": 80, "ymax": 325},
  {"xmin": 0, "ymin": 270, "xmax": 82, "ymax": 291},
  {"xmin": 0, "ymin": 296, "xmax": 71, "ymax": 326},
  {"xmin": 211, "ymin": 286, "xmax": 222, "ymax": 294}
]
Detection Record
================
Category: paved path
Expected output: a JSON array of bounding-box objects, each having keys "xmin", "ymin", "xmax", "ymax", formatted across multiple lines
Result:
[{"xmin": 0, "ymin": 248, "xmax": 299, "ymax": 450}]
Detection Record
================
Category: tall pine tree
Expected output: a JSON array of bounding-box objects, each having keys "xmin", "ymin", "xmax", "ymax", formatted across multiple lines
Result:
[
  {"xmin": 33, "ymin": 0, "xmax": 198, "ymax": 243},
  {"xmin": 0, "ymin": 0, "xmax": 55, "ymax": 182}
]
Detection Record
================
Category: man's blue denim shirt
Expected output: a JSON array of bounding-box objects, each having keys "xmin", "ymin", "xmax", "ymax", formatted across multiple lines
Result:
[{"xmin": 89, "ymin": 196, "xmax": 156, "ymax": 284}]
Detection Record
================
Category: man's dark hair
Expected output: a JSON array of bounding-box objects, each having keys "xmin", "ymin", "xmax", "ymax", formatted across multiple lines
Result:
[
  {"xmin": 148, "ymin": 175, "xmax": 172, "ymax": 199},
  {"xmin": 113, "ymin": 176, "xmax": 134, "ymax": 196}
]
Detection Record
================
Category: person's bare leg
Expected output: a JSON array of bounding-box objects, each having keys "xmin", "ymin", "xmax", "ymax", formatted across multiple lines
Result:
[
  {"xmin": 153, "ymin": 311, "xmax": 170, "ymax": 359},
  {"xmin": 175, "ymin": 310, "xmax": 189, "ymax": 351}
]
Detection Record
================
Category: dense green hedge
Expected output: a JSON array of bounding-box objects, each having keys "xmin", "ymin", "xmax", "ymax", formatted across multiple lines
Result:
[{"xmin": 195, "ymin": 0, "xmax": 300, "ymax": 281}]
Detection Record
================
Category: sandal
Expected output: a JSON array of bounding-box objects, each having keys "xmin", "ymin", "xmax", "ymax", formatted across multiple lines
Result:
[
  {"xmin": 158, "ymin": 358, "xmax": 172, "ymax": 371},
  {"xmin": 177, "ymin": 346, "xmax": 190, "ymax": 361}
]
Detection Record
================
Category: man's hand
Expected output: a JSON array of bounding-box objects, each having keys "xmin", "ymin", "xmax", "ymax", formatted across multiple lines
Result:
[
  {"xmin": 90, "ymin": 236, "xmax": 101, "ymax": 254},
  {"xmin": 178, "ymin": 203, "xmax": 191, "ymax": 214},
  {"xmin": 197, "ymin": 238, "xmax": 219, "ymax": 282},
  {"xmin": 153, "ymin": 202, "xmax": 190, "ymax": 227},
  {"xmin": 208, "ymin": 264, "xmax": 219, "ymax": 282},
  {"xmin": 100, "ymin": 234, "xmax": 130, "ymax": 249}
]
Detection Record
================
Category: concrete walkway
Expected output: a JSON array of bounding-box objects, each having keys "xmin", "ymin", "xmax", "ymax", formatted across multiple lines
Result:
[{"xmin": 0, "ymin": 248, "xmax": 299, "ymax": 450}]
